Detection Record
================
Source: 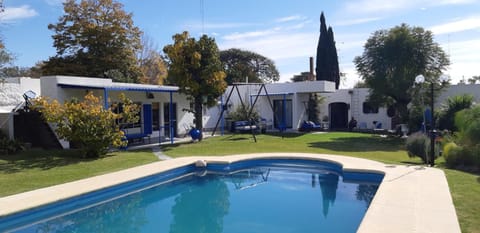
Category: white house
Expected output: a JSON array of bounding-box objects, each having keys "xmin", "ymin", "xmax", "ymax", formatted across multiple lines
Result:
[
  {"xmin": 38, "ymin": 76, "xmax": 196, "ymax": 146},
  {"xmin": 204, "ymin": 82, "xmax": 392, "ymax": 132},
  {"xmin": 1, "ymin": 75, "xmax": 478, "ymax": 148},
  {"xmin": 206, "ymin": 82, "xmax": 479, "ymax": 133}
]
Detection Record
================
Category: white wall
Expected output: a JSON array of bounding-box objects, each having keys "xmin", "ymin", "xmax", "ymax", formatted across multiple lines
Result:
[
  {"xmin": 40, "ymin": 76, "xmax": 193, "ymax": 137},
  {"xmin": 204, "ymin": 81, "xmax": 336, "ymax": 131},
  {"xmin": 436, "ymin": 83, "xmax": 480, "ymax": 106}
]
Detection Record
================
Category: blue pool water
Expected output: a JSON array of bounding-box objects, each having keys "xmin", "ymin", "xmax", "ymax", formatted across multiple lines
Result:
[{"xmin": 1, "ymin": 159, "xmax": 383, "ymax": 233}]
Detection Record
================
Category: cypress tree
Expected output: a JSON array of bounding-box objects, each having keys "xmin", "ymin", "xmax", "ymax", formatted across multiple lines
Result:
[
  {"xmin": 315, "ymin": 12, "xmax": 341, "ymax": 89},
  {"xmin": 315, "ymin": 12, "xmax": 329, "ymax": 82},
  {"xmin": 328, "ymin": 27, "xmax": 340, "ymax": 89}
]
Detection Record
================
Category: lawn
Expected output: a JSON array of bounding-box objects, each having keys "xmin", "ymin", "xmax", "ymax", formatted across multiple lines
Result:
[
  {"xmin": 0, "ymin": 149, "xmax": 158, "ymax": 197},
  {"xmin": 1, "ymin": 132, "xmax": 478, "ymax": 232}
]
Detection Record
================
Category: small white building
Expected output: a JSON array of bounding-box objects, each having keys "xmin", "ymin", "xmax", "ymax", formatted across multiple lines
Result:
[
  {"xmin": 0, "ymin": 77, "xmax": 41, "ymax": 139},
  {"xmin": 39, "ymin": 76, "xmax": 195, "ymax": 146}
]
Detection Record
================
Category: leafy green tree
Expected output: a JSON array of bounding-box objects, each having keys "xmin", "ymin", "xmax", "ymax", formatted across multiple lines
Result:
[
  {"xmin": 163, "ymin": 32, "xmax": 226, "ymax": 139},
  {"xmin": 32, "ymin": 92, "xmax": 140, "ymax": 158},
  {"xmin": 315, "ymin": 12, "xmax": 340, "ymax": 89},
  {"xmin": 354, "ymin": 24, "xmax": 449, "ymax": 121},
  {"xmin": 42, "ymin": 0, "xmax": 142, "ymax": 83},
  {"xmin": 219, "ymin": 48, "xmax": 279, "ymax": 84},
  {"xmin": 0, "ymin": 66, "xmax": 42, "ymax": 78}
]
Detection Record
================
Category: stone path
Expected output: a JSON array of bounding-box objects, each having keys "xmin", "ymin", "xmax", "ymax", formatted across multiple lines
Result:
[{"xmin": 151, "ymin": 146, "xmax": 172, "ymax": 160}]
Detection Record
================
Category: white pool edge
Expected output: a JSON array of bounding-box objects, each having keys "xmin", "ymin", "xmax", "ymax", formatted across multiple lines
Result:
[{"xmin": 0, "ymin": 153, "xmax": 461, "ymax": 233}]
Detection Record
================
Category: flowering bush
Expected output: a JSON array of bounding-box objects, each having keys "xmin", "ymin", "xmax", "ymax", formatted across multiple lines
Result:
[{"xmin": 32, "ymin": 92, "xmax": 139, "ymax": 158}]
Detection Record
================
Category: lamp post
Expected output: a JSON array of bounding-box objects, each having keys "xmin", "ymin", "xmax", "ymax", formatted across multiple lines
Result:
[{"xmin": 415, "ymin": 74, "xmax": 449, "ymax": 167}]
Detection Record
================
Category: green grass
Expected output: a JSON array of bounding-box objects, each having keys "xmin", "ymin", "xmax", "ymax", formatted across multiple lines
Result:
[
  {"xmin": 1, "ymin": 132, "xmax": 478, "ymax": 232},
  {"xmin": 162, "ymin": 132, "xmax": 422, "ymax": 164},
  {"xmin": 444, "ymin": 169, "xmax": 480, "ymax": 233},
  {"xmin": 0, "ymin": 149, "xmax": 158, "ymax": 197},
  {"xmin": 162, "ymin": 132, "xmax": 479, "ymax": 233}
]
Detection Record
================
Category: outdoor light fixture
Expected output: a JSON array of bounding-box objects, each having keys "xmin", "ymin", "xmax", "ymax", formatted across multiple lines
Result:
[{"xmin": 414, "ymin": 74, "xmax": 449, "ymax": 166}]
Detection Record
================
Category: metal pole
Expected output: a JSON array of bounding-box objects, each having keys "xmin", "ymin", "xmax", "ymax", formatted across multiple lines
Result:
[
  {"xmin": 220, "ymin": 95, "xmax": 224, "ymax": 136},
  {"xmin": 103, "ymin": 88, "xmax": 109, "ymax": 109},
  {"xmin": 430, "ymin": 82, "xmax": 435, "ymax": 167},
  {"xmin": 169, "ymin": 91, "xmax": 174, "ymax": 144}
]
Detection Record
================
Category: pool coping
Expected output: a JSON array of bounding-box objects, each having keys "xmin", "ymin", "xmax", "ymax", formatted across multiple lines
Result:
[{"xmin": 0, "ymin": 153, "xmax": 461, "ymax": 233}]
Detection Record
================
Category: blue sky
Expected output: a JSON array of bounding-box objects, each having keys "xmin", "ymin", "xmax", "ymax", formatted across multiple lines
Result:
[{"xmin": 1, "ymin": 0, "xmax": 479, "ymax": 88}]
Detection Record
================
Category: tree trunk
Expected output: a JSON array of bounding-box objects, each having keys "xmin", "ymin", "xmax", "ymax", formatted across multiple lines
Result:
[{"xmin": 194, "ymin": 95, "xmax": 203, "ymax": 141}]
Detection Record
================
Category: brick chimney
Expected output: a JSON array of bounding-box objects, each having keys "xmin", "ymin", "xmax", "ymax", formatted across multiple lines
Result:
[{"xmin": 309, "ymin": 57, "xmax": 315, "ymax": 81}]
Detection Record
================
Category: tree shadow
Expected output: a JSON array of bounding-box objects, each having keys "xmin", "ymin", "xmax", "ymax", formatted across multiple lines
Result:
[
  {"xmin": 263, "ymin": 132, "xmax": 305, "ymax": 138},
  {"xmin": 220, "ymin": 135, "xmax": 251, "ymax": 141},
  {"xmin": 160, "ymin": 142, "xmax": 185, "ymax": 153},
  {"xmin": 307, "ymin": 136, "xmax": 404, "ymax": 152},
  {"xmin": 400, "ymin": 161, "xmax": 425, "ymax": 166},
  {"xmin": 0, "ymin": 149, "xmax": 94, "ymax": 174}
]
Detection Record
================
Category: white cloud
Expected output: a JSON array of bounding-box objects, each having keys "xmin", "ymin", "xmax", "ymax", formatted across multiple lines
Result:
[
  {"xmin": 220, "ymin": 31, "xmax": 316, "ymax": 61},
  {"xmin": 44, "ymin": 0, "xmax": 65, "ymax": 6},
  {"xmin": 342, "ymin": 0, "xmax": 415, "ymax": 15},
  {"xmin": 0, "ymin": 5, "xmax": 38, "ymax": 22},
  {"xmin": 341, "ymin": 0, "xmax": 476, "ymax": 16},
  {"xmin": 335, "ymin": 17, "xmax": 381, "ymax": 26},
  {"xmin": 275, "ymin": 15, "xmax": 306, "ymax": 23},
  {"xmin": 184, "ymin": 21, "xmax": 255, "ymax": 31},
  {"xmin": 222, "ymin": 28, "xmax": 281, "ymax": 41},
  {"xmin": 430, "ymin": 16, "xmax": 480, "ymax": 35},
  {"xmin": 437, "ymin": 0, "xmax": 477, "ymax": 4}
]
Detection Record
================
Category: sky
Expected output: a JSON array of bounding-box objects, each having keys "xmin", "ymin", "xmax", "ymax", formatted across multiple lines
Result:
[{"xmin": 1, "ymin": 0, "xmax": 479, "ymax": 88}]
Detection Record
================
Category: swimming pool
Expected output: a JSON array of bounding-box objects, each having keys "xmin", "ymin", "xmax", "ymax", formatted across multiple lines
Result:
[{"xmin": 0, "ymin": 158, "xmax": 383, "ymax": 233}]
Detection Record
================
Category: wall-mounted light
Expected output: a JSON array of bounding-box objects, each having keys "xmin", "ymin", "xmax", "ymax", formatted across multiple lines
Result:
[{"xmin": 146, "ymin": 92, "xmax": 154, "ymax": 99}]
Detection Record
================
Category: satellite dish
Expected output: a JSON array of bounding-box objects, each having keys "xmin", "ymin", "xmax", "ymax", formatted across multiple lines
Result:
[{"xmin": 23, "ymin": 90, "xmax": 36, "ymax": 99}]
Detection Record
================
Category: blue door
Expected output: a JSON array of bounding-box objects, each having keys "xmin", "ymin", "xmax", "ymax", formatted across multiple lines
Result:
[{"xmin": 143, "ymin": 104, "xmax": 153, "ymax": 135}]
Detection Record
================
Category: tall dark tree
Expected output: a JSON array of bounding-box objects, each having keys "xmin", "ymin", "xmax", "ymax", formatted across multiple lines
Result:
[
  {"xmin": 315, "ymin": 12, "xmax": 329, "ymax": 82},
  {"xmin": 315, "ymin": 12, "xmax": 340, "ymax": 89},
  {"xmin": 220, "ymin": 48, "xmax": 279, "ymax": 84},
  {"xmin": 42, "ymin": 0, "xmax": 142, "ymax": 83},
  {"xmin": 354, "ymin": 24, "xmax": 449, "ymax": 121},
  {"xmin": 327, "ymin": 27, "xmax": 340, "ymax": 89}
]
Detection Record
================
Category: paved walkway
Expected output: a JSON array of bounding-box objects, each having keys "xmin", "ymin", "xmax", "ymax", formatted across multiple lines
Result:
[{"xmin": 151, "ymin": 146, "xmax": 172, "ymax": 160}]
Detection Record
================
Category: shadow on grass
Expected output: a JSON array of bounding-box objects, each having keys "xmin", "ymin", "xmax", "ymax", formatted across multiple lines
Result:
[
  {"xmin": 220, "ymin": 135, "xmax": 252, "ymax": 141},
  {"xmin": 0, "ymin": 149, "xmax": 130, "ymax": 174},
  {"xmin": 307, "ymin": 136, "xmax": 404, "ymax": 152},
  {"xmin": 263, "ymin": 132, "xmax": 305, "ymax": 138},
  {"xmin": 160, "ymin": 142, "xmax": 188, "ymax": 153},
  {"xmin": 0, "ymin": 149, "xmax": 94, "ymax": 174},
  {"xmin": 400, "ymin": 161, "xmax": 426, "ymax": 166}
]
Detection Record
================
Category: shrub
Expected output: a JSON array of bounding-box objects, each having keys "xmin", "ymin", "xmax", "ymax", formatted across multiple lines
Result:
[
  {"xmin": 443, "ymin": 142, "xmax": 460, "ymax": 168},
  {"xmin": 406, "ymin": 132, "xmax": 429, "ymax": 163},
  {"xmin": 0, "ymin": 136, "xmax": 25, "ymax": 155},
  {"xmin": 32, "ymin": 92, "xmax": 139, "ymax": 158},
  {"xmin": 227, "ymin": 104, "xmax": 260, "ymax": 122}
]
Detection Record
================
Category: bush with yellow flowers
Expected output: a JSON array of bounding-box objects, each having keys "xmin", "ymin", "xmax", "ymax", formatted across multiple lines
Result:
[{"xmin": 32, "ymin": 92, "xmax": 139, "ymax": 158}]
